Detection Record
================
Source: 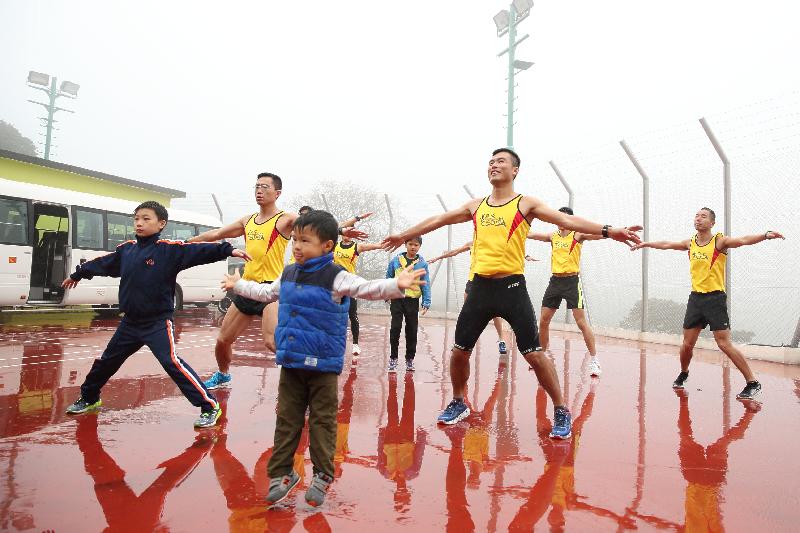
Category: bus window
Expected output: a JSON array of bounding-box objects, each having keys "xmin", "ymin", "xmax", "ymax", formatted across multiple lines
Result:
[
  {"xmin": 163, "ymin": 221, "xmax": 194, "ymax": 241},
  {"xmin": 0, "ymin": 197, "xmax": 29, "ymax": 245},
  {"xmin": 107, "ymin": 213, "xmax": 134, "ymax": 250},
  {"xmin": 74, "ymin": 209, "xmax": 104, "ymax": 249}
]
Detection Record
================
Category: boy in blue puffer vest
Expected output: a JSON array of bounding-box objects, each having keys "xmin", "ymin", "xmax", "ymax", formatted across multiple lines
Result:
[
  {"xmin": 221, "ymin": 210, "xmax": 425, "ymax": 508},
  {"xmin": 62, "ymin": 201, "xmax": 250, "ymax": 429}
]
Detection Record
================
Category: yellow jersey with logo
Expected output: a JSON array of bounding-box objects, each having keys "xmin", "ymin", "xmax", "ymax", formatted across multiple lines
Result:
[
  {"xmin": 471, "ymin": 195, "xmax": 530, "ymax": 277},
  {"xmin": 242, "ymin": 212, "xmax": 288, "ymax": 282},
  {"xmin": 395, "ymin": 254, "xmax": 423, "ymax": 298},
  {"xmin": 689, "ymin": 233, "xmax": 726, "ymax": 293},
  {"xmin": 551, "ymin": 231, "xmax": 582, "ymax": 274},
  {"xmin": 333, "ymin": 241, "xmax": 359, "ymax": 273}
]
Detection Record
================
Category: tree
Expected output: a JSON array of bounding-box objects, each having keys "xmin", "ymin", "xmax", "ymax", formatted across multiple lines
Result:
[{"xmin": 0, "ymin": 121, "xmax": 37, "ymax": 157}]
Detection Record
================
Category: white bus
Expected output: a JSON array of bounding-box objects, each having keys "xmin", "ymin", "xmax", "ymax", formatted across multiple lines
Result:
[{"xmin": 0, "ymin": 177, "xmax": 227, "ymax": 310}]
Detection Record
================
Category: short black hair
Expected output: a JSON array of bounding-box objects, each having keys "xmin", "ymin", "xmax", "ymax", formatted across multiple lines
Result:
[
  {"xmin": 492, "ymin": 147, "xmax": 521, "ymax": 168},
  {"xmin": 135, "ymin": 200, "xmax": 168, "ymax": 222},
  {"xmin": 558, "ymin": 206, "xmax": 574, "ymax": 216},
  {"xmin": 298, "ymin": 205, "xmax": 314, "ymax": 215},
  {"xmin": 406, "ymin": 236, "xmax": 422, "ymax": 245},
  {"xmin": 257, "ymin": 172, "xmax": 282, "ymax": 191},
  {"xmin": 700, "ymin": 207, "xmax": 716, "ymax": 222},
  {"xmin": 293, "ymin": 209, "xmax": 338, "ymax": 244}
]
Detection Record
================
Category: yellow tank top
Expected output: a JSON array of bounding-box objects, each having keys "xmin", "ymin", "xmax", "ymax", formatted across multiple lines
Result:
[
  {"xmin": 551, "ymin": 231, "xmax": 582, "ymax": 274},
  {"xmin": 471, "ymin": 195, "xmax": 530, "ymax": 277},
  {"xmin": 689, "ymin": 233, "xmax": 726, "ymax": 293},
  {"xmin": 395, "ymin": 254, "xmax": 422, "ymax": 298},
  {"xmin": 333, "ymin": 241, "xmax": 359, "ymax": 273},
  {"xmin": 242, "ymin": 212, "xmax": 289, "ymax": 282}
]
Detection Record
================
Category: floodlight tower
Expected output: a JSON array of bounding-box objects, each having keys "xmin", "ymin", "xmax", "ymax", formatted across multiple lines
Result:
[
  {"xmin": 494, "ymin": 0, "xmax": 534, "ymax": 149},
  {"xmin": 26, "ymin": 71, "xmax": 80, "ymax": 160}
]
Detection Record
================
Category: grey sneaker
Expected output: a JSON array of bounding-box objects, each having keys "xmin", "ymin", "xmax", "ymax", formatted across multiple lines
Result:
[
  {"xmin": 388, "ymin": 358, "xmax": 398, "ymax": 373},
  {"xmin": 194, "ymin": 406, "xmax": 222, "ymax": 428},
  {"xmin": 266, "ymin": 470, "xmax": 301, "ymax": 506},
  {"xmin": 736, "ymin": 380, "xmax": 762, "ymax": 400},
  {"xmin": 65, "ymin": 397, "xmax": 102, "ymax": 414},
  {"xmin": 405, "ymin": 359, "xmax": 415, "ymax": 372},
  {"xmin": 305, "ymin": 471, "xmax": 334, "ymax": 507}
]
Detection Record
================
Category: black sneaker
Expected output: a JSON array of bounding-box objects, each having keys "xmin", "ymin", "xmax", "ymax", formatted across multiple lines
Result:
[
  {"xmin": 65, "ymin": 397, "xmax": 102, "ymax": 414},
  {"xmin": 736, "ymin": 381, "xmax": 762, "ymax": 400},
  {"xmin": 672, "ymin": 371, "xmax": 689, "ymax": 389}
]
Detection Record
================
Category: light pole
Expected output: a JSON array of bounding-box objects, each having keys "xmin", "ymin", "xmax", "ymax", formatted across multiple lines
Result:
[
  {"xmin": 26, "ymin": 71, "xmax": 79, "ymax": 160},
  {"xmin": 494, "ymin": 0, "xmax": 534, "ymax": 148}
]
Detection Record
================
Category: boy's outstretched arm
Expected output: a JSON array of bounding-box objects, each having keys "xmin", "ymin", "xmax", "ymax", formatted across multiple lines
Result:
[
  {"xmin": 224, "ymin": 272, "xmax": 281, "ymax": 304},
  {"xmin": 174, "ymin": 240, "xmax": 250, "ymax": 271},
  {"xmin": 62, "ymin": 248, "xmax": 123, "ymax": 288},
  {"xmin": 334, "ymin": 265, "xmax": 425, "ymax": 301}
]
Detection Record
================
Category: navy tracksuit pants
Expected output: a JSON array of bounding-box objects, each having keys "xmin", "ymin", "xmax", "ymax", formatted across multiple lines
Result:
[{"xmin": 80, "ymin": 318, "xmax": 217, "ymax": 412}]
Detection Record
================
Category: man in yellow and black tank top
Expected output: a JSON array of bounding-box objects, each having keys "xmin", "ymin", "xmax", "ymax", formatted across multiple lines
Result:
[
  {"xmin": 333, "ymin": 236, "xmax": 384, "ymax": 356},
  {"xmin": 632, "ymin": 206, "xmax": 785, "ymax": 400},
  {"xmin": 381, "ymin": 147, "xmax": 642, "ymax": 437},
  {"xmin": 528, "ymin": 206, "xmax": 605, "ymax": 378}
]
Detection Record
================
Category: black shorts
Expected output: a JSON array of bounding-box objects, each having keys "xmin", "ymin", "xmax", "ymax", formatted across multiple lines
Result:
[
  {"xmin": 541, "ymin": 275, "xmax": 584, "ymax": 309},
  {"xmin": 231, "ymin": 281, "xmax": 273, "ymax": 316},
  {"xmin": 454, "ymin": 274, "xmax": 540, "ymax": 354},
  {"xmin": 683, "ymin": 291, "xmax": 729, "ymax": 331},
  {"xmin": 464, "ymin": 280, "xmax": 473, "ymax": 296}
]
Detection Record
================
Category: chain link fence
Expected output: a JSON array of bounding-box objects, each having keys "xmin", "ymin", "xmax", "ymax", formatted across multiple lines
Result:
[{"xmin": 175, "ymin": 93, "xmax": 800, "ymax": 348}]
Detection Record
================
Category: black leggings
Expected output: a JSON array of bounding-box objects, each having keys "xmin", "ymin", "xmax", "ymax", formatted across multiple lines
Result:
[
  {"xmin": 390, "ymin": 297, "xmax": 419, "ymax": 360},
  {"xmin": 348, "ymin": 298, "xmax": 360, "ymax": 344}
]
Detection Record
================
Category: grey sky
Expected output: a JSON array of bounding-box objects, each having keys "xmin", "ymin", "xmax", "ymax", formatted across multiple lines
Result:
[{"xmin": 2, "ymin": 0, "xmax": 800, "ymax": 197}]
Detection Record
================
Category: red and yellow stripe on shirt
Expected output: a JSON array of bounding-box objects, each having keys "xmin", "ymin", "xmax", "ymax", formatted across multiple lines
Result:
[
  {"xmin": 243, "ymin": 212, "xmax": 288, "ymax": 282},
  {"xmin": 689, "ymin": 233, "xmax": 726, "ymax": 293},
  {"xmin": 551, "ymin": 230, "xmax": 582, "ymax": 274},
  {"xmin": 333, "ymin": 241, "xmax": 359, "ymax": 273},
  {"xmin": 471, "ymin": 195, "xmax": 530, "ymax": 277}
]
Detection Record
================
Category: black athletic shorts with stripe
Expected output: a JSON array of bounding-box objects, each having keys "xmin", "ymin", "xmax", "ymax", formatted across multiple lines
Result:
[
  {"xmin": 683, "ymin": 290, "xmax": 730, "ymax": 331},
  {"xmin": 541, "ymin": 275, "xmax": 584, "ymax": 310},
  {"xmin": 454, "ymin": 274, "xmax": 541, "ymax": 355},
  {"xmin": 231, "ymin": 280, "xmax": 274, "ymax": 316}
]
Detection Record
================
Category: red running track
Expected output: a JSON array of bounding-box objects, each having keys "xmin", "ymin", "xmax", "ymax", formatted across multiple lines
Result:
[{"xmin": 1, "ymin": 308, "xmax": 798, "ymax": 532}]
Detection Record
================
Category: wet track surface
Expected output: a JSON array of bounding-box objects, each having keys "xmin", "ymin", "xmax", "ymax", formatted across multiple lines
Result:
[{"xmin": 1, "ymin": 308, "xmax": 799, "ymax": 532}]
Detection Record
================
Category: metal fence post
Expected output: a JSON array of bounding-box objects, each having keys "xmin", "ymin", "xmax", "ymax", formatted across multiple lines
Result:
[
  {"xmin": 699, "ymin": 118, "xmax": 732, "ymax": 315},
  {"xmin": 320, "ymin": 193, "xmax": 331, "ymax": 212},
  {"xmin": 621, "ymin": 140, "xmax": 650, "ymax": 332},
  {"xmin": 436, "ymin": 194, "xmax": 453, "ymax": 318},
  {"xmin": 384, "ymin": 194, "xmax": 394, "ymax": 236}
]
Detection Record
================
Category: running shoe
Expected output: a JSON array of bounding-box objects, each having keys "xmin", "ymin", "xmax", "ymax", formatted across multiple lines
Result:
[
  {"xmin": 498, "ymin": 340, "xmax": 508, "ymax": 355},
  {"xmin": 736, "ymin": 381, "xmax": 762, "ymax": 400},
  {"xmin": 194, "ymin": 406, "xmax": 222, "ymax": 428},
  {"xmin": 405, "ymin": 359, "xmax": 415, "ymax": 372},
  {"xmin": 437, "ymin": 398, "xmax": 470, "ymax": 425},
  {"xmin": 672, "ymin": 371, "xmax": 689, "ymax": 389},
  {"xmin": 352, "ymin": 344, "xmax": 361, "ymax": 356},
  {"xmin": 388, "ymin": 358, "xmax": 398, "ymax": 373},
  {"xmin": 589, "ymin": 358, "xmax": 602, "ymax": 377},
  {"xmin": 549, "ymin": 406, "xmax": 572, "ymax": 439},
  {"xmin": 203, "ymin": 371, "xmax": 232, "ymax": 390},
  {"xmin": 305, "ymin": 471, "xmax": 334, "ymax": 507},
  {"xmin": 266, "ymin": 471, "xmax": 301, "ymax": 506},
  {"xmin": 65, "ymin": 397, "xmax": 102, "ymax": 414}
]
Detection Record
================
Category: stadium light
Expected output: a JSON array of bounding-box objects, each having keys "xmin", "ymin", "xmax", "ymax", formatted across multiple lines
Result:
[
  {"xmin": 513, "ymin": 59, "xmax": 534, "ymax": 70},
  {"xmin": 60, "ymin": 81, "xmax": 80, "ymax": 97},
  {"xmin": 26, "ymin": 71, "xmax": 79, "ymax": 160},
  {"xmin": 495, "ymin": 2, "xmax": 535, "ymax": 148},
  {"xmin": 494, "ymin": 10, "xmax": 510, "ymax": 34},
  {"xmin": 27, "ymin": 71, "xmax": 50, "ymax": 86}
]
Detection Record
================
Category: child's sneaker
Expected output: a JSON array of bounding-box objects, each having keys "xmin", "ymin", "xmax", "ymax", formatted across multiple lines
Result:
[
  {"xmin": 352, "ymin": 344, "xmax": 361, "ymax": 355},
  {"xmin": 266, "ymin": 470, "xmax": 301, "ymax": 506},
  {"xmin": 549, "ymin": 406, "xmax": 572, "ymax": 439},
  {"xmin": 203, "ymin": 371, "xmax": 232, "ymax": 390},
  {"xmin": 388, "ymin": 358, "xmax": 398, "ymax": 373},
  {"xmin": 405, "ymin": 359, "xmax": 415, "ymax": 372},
  {"xmin": 65, "ymin": 397, "xmax": 102, "ymax": 414},
  {"xmin": 194, "ymin": 406, "xmax": 222, "ymax": 428},
  {"xmin": 305, "ymin": 471, "xmax": 334, "ymax": 507},
  {"xmin": 736, "ymin": 380, "xmax": 762, "ymax": 400},
  {"xmin": 498, "ymin": 340, "xmax": 508, "ymax": 355},
  {"xmin": 437, "ymin": 398, "xmax": 470, "ymax": 425}
]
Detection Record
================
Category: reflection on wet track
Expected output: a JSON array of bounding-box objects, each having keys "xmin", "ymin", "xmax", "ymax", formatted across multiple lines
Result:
[{"xmin": 1, "ymin": 308, "xmax": 798, "ymax": 532}]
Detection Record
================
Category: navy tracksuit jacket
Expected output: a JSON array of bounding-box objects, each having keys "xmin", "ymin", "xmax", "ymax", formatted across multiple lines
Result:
[{"xmin": 69, "ymin": 232, "xmax": 233, "ymax": 412}]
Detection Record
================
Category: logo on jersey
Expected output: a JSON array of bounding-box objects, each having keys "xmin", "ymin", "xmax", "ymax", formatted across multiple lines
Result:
[
  {"xmin": 246, "ymin": 229, "xmax": 265, "ymax": 241},
  {"xmin": 691, "ymin": 251, "xmax": 709, "ymax": 261},
  {"xmin": 480, "ymin": 213, "xmax": 507, "ymax": 227},
  {"xmin": 554, "ymin": 241, "xmax": 571, "ymax": 250},
  {"xmin": 145, "ymin": 258, "xmax": 155, "ymax": 266}
]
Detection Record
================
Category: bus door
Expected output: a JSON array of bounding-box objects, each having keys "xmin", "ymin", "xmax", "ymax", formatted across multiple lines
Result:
[
  {"xmin": 0, "ymin": 196, "xmax": 32, "ymax": 306},
  {"xmin": 62, "ymin": 207, "xmax": 113, "ymax": 305},
  {"xmin": 28, "ymin": 202, "xmax": 70, "ymax": 304}
]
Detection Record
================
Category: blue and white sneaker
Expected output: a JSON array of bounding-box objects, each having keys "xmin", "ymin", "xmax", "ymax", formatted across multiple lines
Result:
[
  {"xmin": 498, "ymin": 341, "xmax": 508, "ymax": 355},
  {"xmin": 203, "ymin": 371, "xmax": 232, "ymax": 390},
  {"xmin": 549, "ymin": 406, "xmax": 572, "ymax": 439},
  {"xmin": 437, "ymin": 398, "xmax": 470, "ymax": 425}
]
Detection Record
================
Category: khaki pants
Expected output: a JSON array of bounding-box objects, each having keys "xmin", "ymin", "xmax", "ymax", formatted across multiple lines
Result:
[{"xmin": 268, "ymin": 367, "xmax": 338, "ymax": 478}]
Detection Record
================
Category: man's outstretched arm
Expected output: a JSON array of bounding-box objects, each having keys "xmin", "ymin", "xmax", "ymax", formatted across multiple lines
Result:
[{"xmin": 381, "ymin": 200, "xmax": 477, "ymax": 251}]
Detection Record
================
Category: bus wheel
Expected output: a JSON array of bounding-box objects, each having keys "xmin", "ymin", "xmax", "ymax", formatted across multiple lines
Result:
[{"xmin": 174, "ymin": 286, "xmax": 183, "ymax": 311}]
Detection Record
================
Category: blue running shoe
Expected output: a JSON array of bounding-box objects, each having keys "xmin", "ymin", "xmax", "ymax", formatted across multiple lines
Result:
[
  {"xmin": 203, "ymin": 371, "xmax": 232, "ymax": 390},
  {"xmin": 437, "ymin": 398, "xmax": 470, "ymax": 425},
  {"xmin": 549, "ymin": 406, "xmax": 572, "ymax": 439},
  {"xmin": 498, "ymin": 341, "xmax": 508, "ymax": 355}
]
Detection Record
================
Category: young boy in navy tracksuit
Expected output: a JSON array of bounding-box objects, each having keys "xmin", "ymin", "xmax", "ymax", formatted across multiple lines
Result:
[
  {"xmin": 62, "ymin": 201, "xmax": 249, "ymax": 428},
  {"xmin": 385, "ymin": 236, "xmax": 431, "ymax": 372},
  {"xmin": 221, "ymin": 210, "xmax": 424, "ymax": 507}
]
